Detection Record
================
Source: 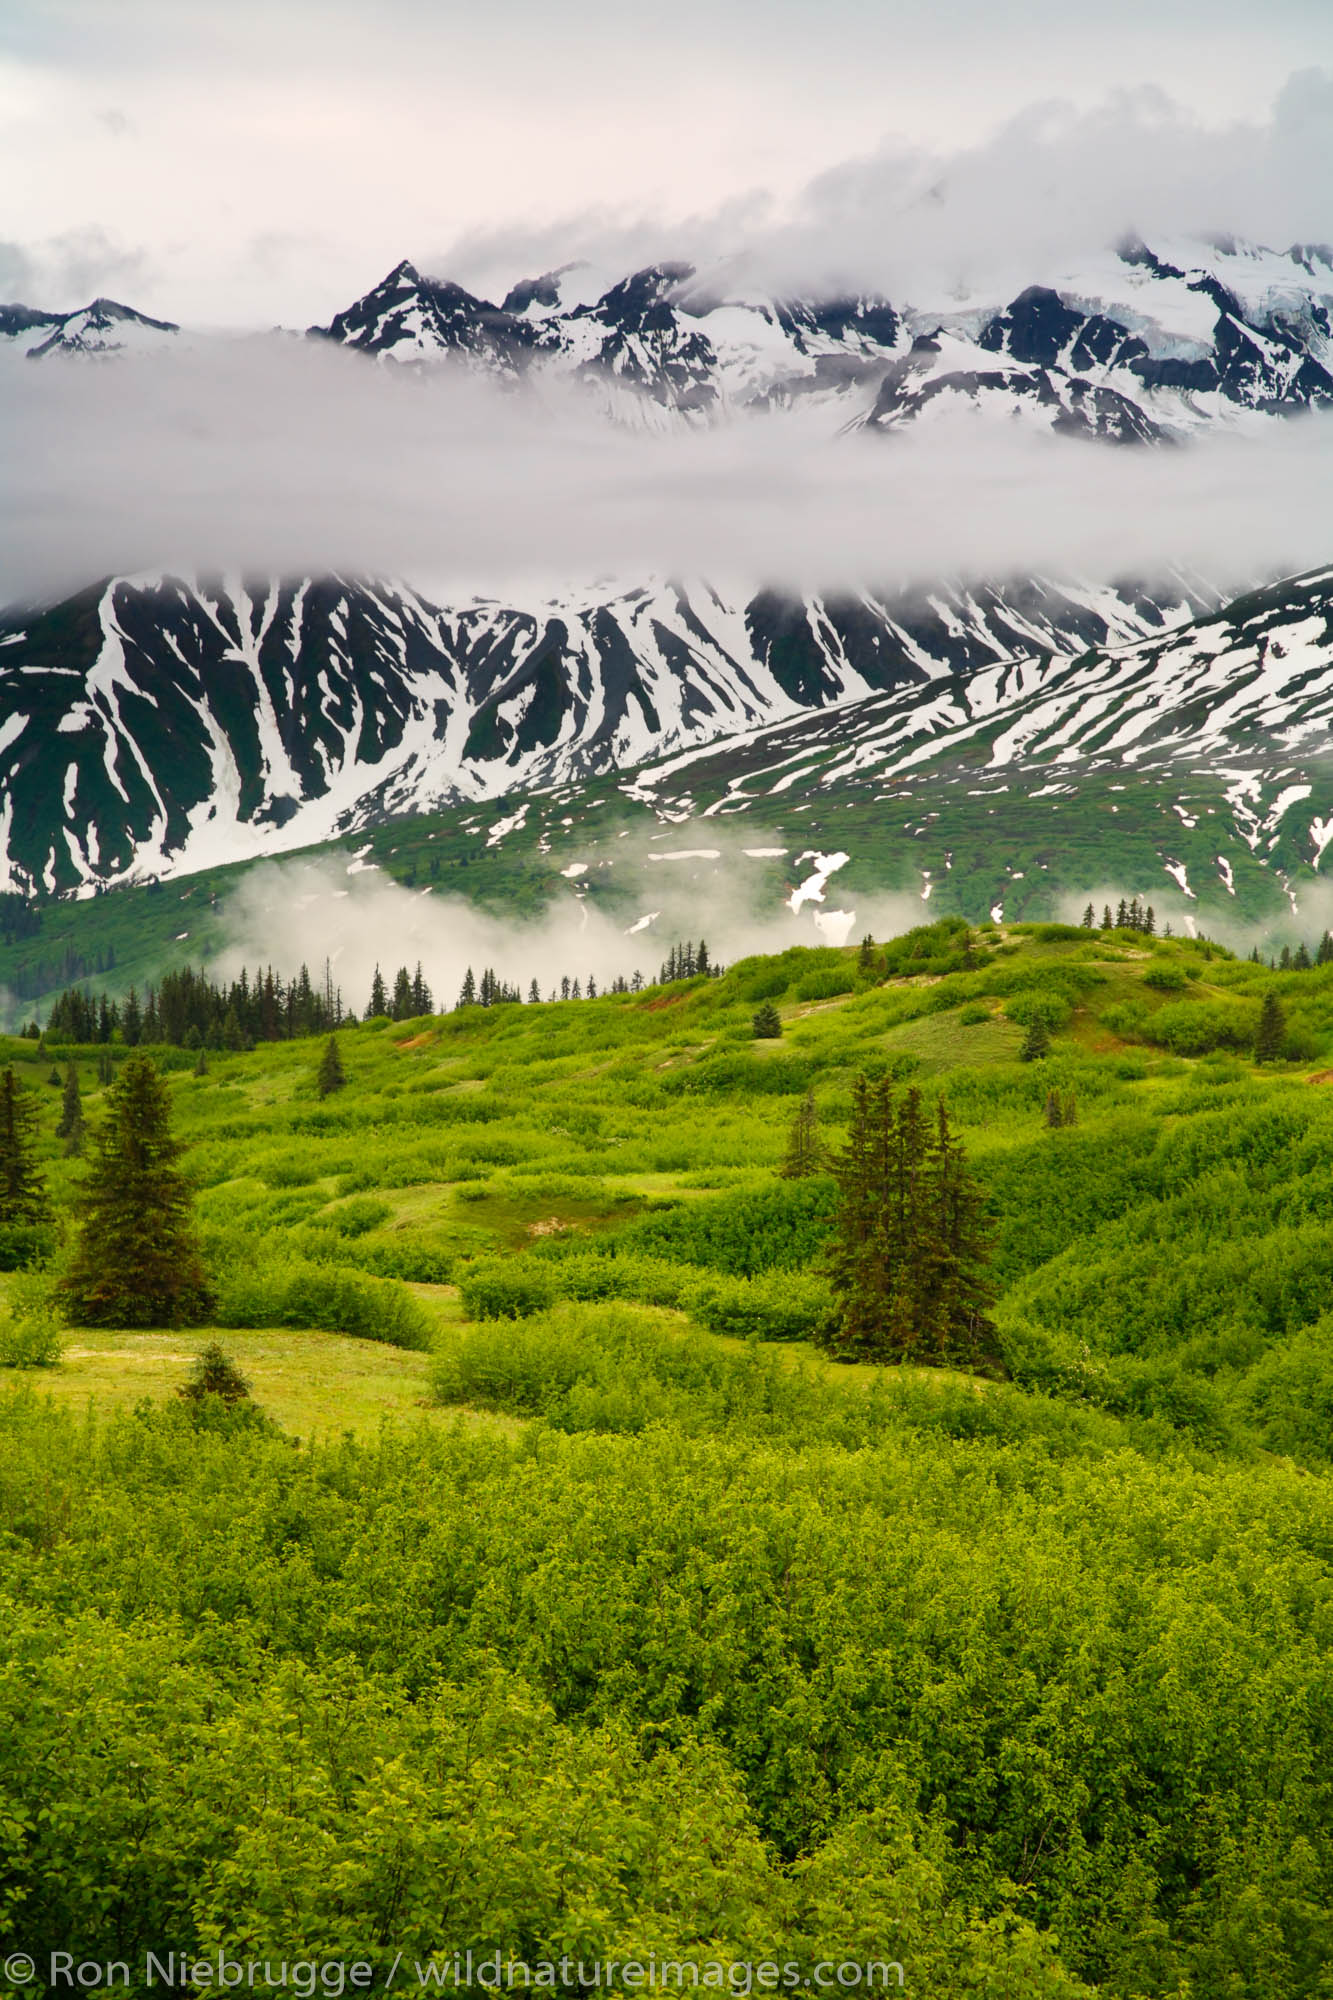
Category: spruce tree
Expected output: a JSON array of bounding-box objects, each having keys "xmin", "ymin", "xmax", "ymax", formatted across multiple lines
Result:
[
  {"xmin": 59, "ymin": 1054, "xmax": 213, "ymax": 1327},
  {"xmin": 368, "ymin": 966, "xmax": 389, "ymax": 1018},
  {"xmin": 822, "ymin": 1076, "xmax": 894, "ymax": 1359},
  {"xmin": 1081, "ymin": 903, "xmax": 1094, "ymax": 929},
  {"xmin": 781, "ymin": 1089, "xmax": 823, "ymax": 1178},
  {"xmin": 0, "ymin": 1067, "xmax": 47, "ymax": 1225},
  {"xmin": 1044, "ymin": 1088, "xmax": 1062, "ymax": 1129},
  {"xmin": 193, "ymin": 1048, "xmax": 208, "ymax": 1078},
  {"xmin": 1319, "ymin": 931, "xmax": 1333, "ymax": 967},
  {"xmin": 392, "ymin": 967, "xmax": 414, "ymax": 1019},
  {"xmin": 1254, "ymin": 991, "xmax": 1286, "ymax": 1065},
  {"xmin": 1019, "ymin": 1016, "xmax": 1051, "ymax": 1061},
  {"xmin": 1101, "ymin": 905, "xmax": 1113, "ymax": 931},
  {"xmin": 753, "ymin": 1002, "xmax": 782, "ymax": 1039},
  {"xmin": 528, "ymin": 979, "xmax": 541, "ymax": 1004},
  {"xmin": 56, "ymin": 1063, "xmax": 84, "ymax": 1157},
  {"xmin": 822, "ymin": 1077, "xmax": 999, "ymax": 1372},
  {"xmin": 316, "ymin": 1036, "xmax": 346, "ymax": 1098},
  {"xmin": 1295, "ymin": 941, "xmax": 1312, "ymax": 971},
  {"xmin": 458, "ymin": 968, "xmax": 477, "ymax": 1008},
  {"xmin": 858, "ymin": 934, "xmax": 877, "ymax": 972},
  {"xmin": 917, "ymin": 1098, "xmax": 1001, "ymax": 1371}
]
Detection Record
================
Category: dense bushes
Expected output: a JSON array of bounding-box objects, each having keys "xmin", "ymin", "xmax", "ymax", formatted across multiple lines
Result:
[
  {"xmin": 601, "ymin": 1177, "xmax": 838, "ymax": 1275},
  {"xmin": 0, "ymin": 1220, "xmax": 56, "ymax": 1271},
  {"xmin": 0, "ymin": 1281, "xmax": 62, "ymax": 1366},
  {"xmin": 3, "ymin": 1387, "xmax": 1333, "ymax": 1992},
  {"xmin": 458, "ymin": 1257, "xmax": 558, "ymax": 1320},
  {"xmin": 213, "ymin": 1255, "xmax": 432, "ymax": 1348}
]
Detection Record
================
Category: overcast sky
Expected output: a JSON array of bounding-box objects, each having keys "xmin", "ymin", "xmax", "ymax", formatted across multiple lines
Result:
[{"xmin": 3, "ymin": 0, "xmax": 1333, "ymax": 324}]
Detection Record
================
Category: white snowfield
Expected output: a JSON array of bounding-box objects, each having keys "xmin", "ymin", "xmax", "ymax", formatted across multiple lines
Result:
[{"xmin": 0, "ymin": 561, "xmax": 1219, "ymax": 895}]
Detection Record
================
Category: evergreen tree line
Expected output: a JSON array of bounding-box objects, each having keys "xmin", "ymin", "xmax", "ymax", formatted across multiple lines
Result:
[
  {"xmin": 1081, "ymin": 899, "xmax": 1159, "ymax": 934},
  {"xmin": 1247, "ymin": 933, "xmax": 1333, "ymax": 971},
  {"xmin": 0, "ymin": 893, "xmax": 45, "ymax": 946},
  {"xmin": 366, "ymin": 963, "xmax": 434, "ymax": 1019},
  {"xmin": 44, "ymin": 961, "xmax": 347, "ymax": 1050},
  {"xmin": 39, "ymin": 935, "xmax": 724, "ymax": 1047},
  {"xmin": 658, "ymin": 940, "xmax": 714, "ymax": 982}
]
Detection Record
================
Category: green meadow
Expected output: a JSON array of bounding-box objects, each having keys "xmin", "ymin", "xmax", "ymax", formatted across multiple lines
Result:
[{"xmin": 6, "ymin": 917, "xmax": 1333, "ymax": 1992}]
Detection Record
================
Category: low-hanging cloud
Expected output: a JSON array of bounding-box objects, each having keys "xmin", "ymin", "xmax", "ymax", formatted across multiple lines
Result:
[
  {"xmin": 5, "ymin": 333, "xmax": 1333, "ymax": 612},
  {"xmin": 208, "ymin": 848, "xmax": 930, "ymax": 1012}
]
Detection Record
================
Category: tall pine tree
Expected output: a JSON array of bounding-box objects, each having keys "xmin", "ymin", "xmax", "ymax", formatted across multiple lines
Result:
[
  {"xmin": 0, "ymin": 1066, "xmax": 47, "ymax": 1225},
  {"xmin": 781, "ymin": 1089, "xmax": 824, "ymax": 1179},
  {"xmin": 59, "ymin": 1054, "xmax": 213, "ymax": 1327},
  {"xmin": 821, "ymin": 1077, "xmax": 999, "ymax": 1372},
  {"xmin": 1254, "ymin": 991, "xmax": 1286, "ymax": 1065}
]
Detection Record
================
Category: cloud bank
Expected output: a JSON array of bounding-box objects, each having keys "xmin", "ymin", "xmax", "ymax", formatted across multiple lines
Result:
[
  {"xmin": 4, "ymin": 335, "xmax": 1333, "ymax": 610},
  {"xmin": 208, "ymin": 851, "xmax": 931, "ymax": 1013},
  {"xmin": 444, "ymin": 72, "xmax": 1333, "ymax": 309}
]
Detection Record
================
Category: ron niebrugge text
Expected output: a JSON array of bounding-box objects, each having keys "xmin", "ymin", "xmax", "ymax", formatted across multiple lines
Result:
[{"xmin": 31, "ymin": 1953, "xmax": 906, "ymax": 1993}]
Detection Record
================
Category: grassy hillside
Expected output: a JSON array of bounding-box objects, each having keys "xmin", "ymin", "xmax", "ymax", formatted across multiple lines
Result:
[
  {"xmin": 6, "ymin": 918, "xmax": 1333, "ymax": 1991},
  {"xmin": 2, "ymin": 750, "xmax": 1323, "ymax": 1023}
]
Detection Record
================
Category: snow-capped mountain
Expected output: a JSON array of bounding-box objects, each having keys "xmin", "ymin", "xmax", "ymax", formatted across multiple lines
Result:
[
  {"xmin": 618, "ymin": 565, "xmax": 1333, "ymax": 919},
  {"xmin": 8, "ymin": 232, "xmax": 1332, "ymax": 435},
  {"xmin": 0, "ymin": 568, "xmax": 1211, "ymax": 896},
  {"xmin": 0, "ymin": 296, "xmax": 178, "ymax": 360},
  {"xmin": 305, "ymin": 235, "xmax": 1333, "ymax": 437},
  {"xmin": 629, "ymin": 565, "xmax": 1333, "ymax": 806}
]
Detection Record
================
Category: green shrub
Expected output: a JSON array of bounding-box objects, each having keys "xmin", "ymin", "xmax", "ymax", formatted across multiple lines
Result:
[
  {"xmin": 0, "ymin": 1294, "xmax": 63, "ymax": 1367},
  {"xmin": 794, "ymin": 971, "xmax": 856, "ymax": 1003},
  {"xmin": 959, "ymin": 1005, "xmax": 990, "ymax": 1025},
  {"xmin": 458, "ymin": 1258, "xmax": 557, "ymax": 1320},
  {"xmin": 1143, "ymin": 963, "xmax": 1187, "ymax": 992},
  {"xmin": 0, "ymin": 1222, "xmax": 57, "ymax": 1272},
  {"xmin": 608, "ymin": 1177, "xmax": 838, "ymax": 1276},
  {"xmin": 313, "ymin": 1195, "xmax": 393, "ymax": 1237},
  {"xmin": 542, "ymin": 1251, "xmax": 692, "ymax": 1308},
  {"xmin": 214, "ymin": 1258, "xmax": 431, "ymax": 1348},
  {"xmin": 683, "ymin": 1268, "xmax": 838, "ymax": 1342},
  {"xmin": 430, "ymin": 1301, "xmax": 822, "ymax": 1436},
  {"xmin": 1234, "ymin": 1322, "xmax": 1333, "ymax": 1465},
  {"xmin": 352, "ymin": 1241, "xmax": 454, "ymax": 1284},
  {"xmin": 1005, "ymin": 990, "xmax": 1074, "ymax": 1032}
]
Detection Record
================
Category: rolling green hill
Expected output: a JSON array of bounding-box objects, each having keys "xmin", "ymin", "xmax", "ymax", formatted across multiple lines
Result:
[{"xmin": 6, "ymin": 920, "xmax": 1333, "ymax": 1991}]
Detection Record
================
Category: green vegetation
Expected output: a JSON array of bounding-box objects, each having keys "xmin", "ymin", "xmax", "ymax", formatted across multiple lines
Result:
[
  {"xmin": 822, "ymin": 1077, "xmax": 999, "ymax": 1371},
  {"xmin": 59, "ymin": 1052, "xmax": 214, "ymax": 1327},
  {"xmin": 6, "ymin": 917, "xmax": 1333, "ymax": 1987}
]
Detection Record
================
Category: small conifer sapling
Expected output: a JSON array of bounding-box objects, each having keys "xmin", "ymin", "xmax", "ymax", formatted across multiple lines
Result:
[{"xmin": 316, "ymin": 1036, "xmax": 346, "ymax": 1098}]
